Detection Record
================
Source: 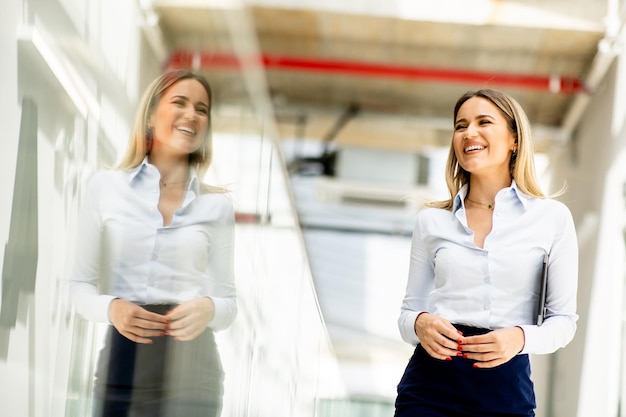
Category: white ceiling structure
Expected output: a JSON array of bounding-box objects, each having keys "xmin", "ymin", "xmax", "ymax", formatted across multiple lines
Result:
[
  {"xmin": 146, "ymin": 0, "xmax": 620, "ymax": 151},
  {"xmin": 142, "ymin": 0, "xmax": 623, "ymax": 404}
]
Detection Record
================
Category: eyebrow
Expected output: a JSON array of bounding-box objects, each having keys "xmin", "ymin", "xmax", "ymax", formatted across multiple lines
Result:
[
  {"xmin": 455, "ymin": 114, "xmax": 495, "ymax": 124},
  {"xmin": 171, "ymin": 94, "xmax": 209, "ymax": 108}
]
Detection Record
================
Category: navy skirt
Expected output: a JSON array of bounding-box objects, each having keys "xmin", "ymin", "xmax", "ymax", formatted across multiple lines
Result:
[
  {"xmin": 92, "ymin": 304, "xmax": 224, "ymax": 417},
  {"xmin": 395, "ymin": 325, "xmax": 536, "ymax": 417}
]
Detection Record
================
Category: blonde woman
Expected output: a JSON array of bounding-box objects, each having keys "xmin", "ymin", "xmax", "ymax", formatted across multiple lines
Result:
[
  {"xmin": 71, "ymin": 70, "xmax": 236, "ymax": 417},
  {"xmin": 395, "ymin": 89, "xmax": 578, "ymax": 416}
]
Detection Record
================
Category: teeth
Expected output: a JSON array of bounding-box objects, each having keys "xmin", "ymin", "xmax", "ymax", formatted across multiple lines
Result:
[
  {"xmin": 464, "ymin": 145, "xmax": 485, "ymax": 153},
  {"xmin": 177, "ymin": 126, "xmax": 195, "ymax": 134}
]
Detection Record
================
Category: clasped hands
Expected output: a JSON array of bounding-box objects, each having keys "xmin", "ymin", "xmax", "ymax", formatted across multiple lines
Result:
[
  {"xmin": 414, "ymin": 313, "xmax": 525, "ymax": 369},
  {"xmin": 109, "ymin": 298, "xmax": 215, "ymax": 344}
]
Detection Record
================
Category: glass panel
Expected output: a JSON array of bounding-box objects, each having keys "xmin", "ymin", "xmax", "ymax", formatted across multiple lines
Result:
[{"xmin": 3, "ymin": 1, "xmax": 344, "ymax": 416}]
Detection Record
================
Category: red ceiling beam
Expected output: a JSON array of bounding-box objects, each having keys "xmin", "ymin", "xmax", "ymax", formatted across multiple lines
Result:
[{"xmin": 165, "ymin": 50, "xmax": 589, "ymax": 95}]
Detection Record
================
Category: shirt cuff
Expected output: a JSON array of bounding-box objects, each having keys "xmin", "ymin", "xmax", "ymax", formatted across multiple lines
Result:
[
  {"xmin": 74, "ymin": 294, "xmax": 118, "ymax": 324},
  {"xmin": 399, "ymin": 311, "xmax": 421, "ymax": 345},
  {"xmin": 207, "ymin": 296, "xmax": 237, "ymax": 331},
  {"xmin": 517, "ymin": 324, "xmax": 536, "ymax": 354}
]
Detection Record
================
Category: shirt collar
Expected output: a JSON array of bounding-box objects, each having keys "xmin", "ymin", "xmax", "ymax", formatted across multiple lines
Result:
[
  {"xmin": 127, "ymin": 156, "xmax": 200, "ymax": 194},
  {"xmin": 127, "ymin": 157, "xmax": 150, "ymax": 183},
  {"xmin": 452, "ymin": 180, "xmax": 529, "ymax": 212}
]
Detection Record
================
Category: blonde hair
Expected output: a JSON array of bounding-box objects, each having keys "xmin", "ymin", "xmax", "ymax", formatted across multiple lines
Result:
[
  {"xmin": 117, "ymin": 70, "xmax": 225, "ymax": 193},
  {"xmin": 427, "ymin": 88, "xmax": 549, "ymax": 210}
]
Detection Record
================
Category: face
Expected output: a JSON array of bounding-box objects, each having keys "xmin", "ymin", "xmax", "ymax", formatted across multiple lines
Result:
[
  {"xmin": 149, "ymin": 78, "xmax": 210, "ymax": 159},
  {"xmin": 453, "ymin": 96, "xmax": 517, "ymax": 179}
]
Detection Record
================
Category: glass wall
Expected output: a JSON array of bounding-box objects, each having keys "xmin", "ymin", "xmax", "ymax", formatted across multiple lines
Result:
[{"xmin": 0, "ymin": 0, "xmax": 344, "ymax": 415}]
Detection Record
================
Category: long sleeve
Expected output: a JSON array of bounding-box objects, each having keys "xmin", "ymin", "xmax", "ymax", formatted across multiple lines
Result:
[
  {"xmin": 398, "ymin": 212, "xmax": 435, "ymax": 346},
  {"xmin": 69, "ymin": 173, "xmax": 117, "ymax": 323},
  {"xmin": 206, "ymin": 199, "xmax": 237, "ymax": 330},
  {"xmin": 518, "ymin": 203, "xmax": 578, "ymax": 354}
]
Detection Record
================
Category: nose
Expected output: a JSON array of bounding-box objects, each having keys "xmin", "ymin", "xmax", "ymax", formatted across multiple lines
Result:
[
  {"xmin": 464, "ymin": 122, "xmax": 478, "ymax": 139},
  {"xmin": 183, "ymin": 104, "xmax": 197, "ymax": 121}
]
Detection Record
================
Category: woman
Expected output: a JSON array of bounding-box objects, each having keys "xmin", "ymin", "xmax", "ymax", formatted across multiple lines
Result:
[
  {"xmin": 395, "ymin": 89, "xmax": 578, "ymax": 416},
  {"xmin": 70, "ymin": 70, "xmax": 236, "ymax": 417}
]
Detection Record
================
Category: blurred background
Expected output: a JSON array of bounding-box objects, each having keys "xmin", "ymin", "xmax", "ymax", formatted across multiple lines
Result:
[{"xmin": 1, "ymin": 0, "xmax": 626, "ymax": 416}]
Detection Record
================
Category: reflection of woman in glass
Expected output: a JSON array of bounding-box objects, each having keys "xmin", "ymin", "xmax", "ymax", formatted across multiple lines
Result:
[
  {"xmin": 70, "ymin": 70, "xmax": 236, "ymax": 417},
  {"xmin": 395, "ymin": 89, "xmax": 578, "ymax": 417}
]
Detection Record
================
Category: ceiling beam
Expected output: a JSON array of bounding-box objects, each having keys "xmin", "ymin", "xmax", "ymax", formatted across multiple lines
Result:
[{"xmin": 165, "ymin": 50, "xmax": 589, "ymax": 94}]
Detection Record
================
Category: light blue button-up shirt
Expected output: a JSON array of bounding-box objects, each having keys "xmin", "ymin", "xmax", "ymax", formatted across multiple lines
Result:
[
  {"xmin": 398, "ymin": 182, "xmax": 578, "ymax": 354},
  {"xmin": 70, "ymin": 159, "xmax": 237, "ymax": 330}
]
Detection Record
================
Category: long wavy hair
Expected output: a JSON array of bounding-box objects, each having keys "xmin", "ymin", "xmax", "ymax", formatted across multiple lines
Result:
[
  {"xmin": 427, "ymin": 88, "xmax": 548, "ymax": 210},
  {"xmin": 116, "ymin": 69, "xmax": 224, "ymax": 193}
]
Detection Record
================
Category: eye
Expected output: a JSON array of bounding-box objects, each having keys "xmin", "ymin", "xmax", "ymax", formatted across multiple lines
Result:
[
  {"xmin": 196, "ymin": 107, "xmax": 208, "ymax": 115},
  {"xmin": 479, "ymin": 119, "xmax": 492, "ymax": 125},
  {"xmin": 174, "ymin": 99, "xmax": 185, "ymax": 106},
  {"xmin": 454, "ymin": 124, "xmax": 467, "ymax": 131}
]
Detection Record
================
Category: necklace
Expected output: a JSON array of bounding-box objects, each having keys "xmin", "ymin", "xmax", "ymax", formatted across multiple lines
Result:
[
  {"xmin": 160, "ymin": 178, "xmax": 189, "ymax": 188},
  {"xmin": 465, "ymin": 198, "xmax": 494, "ymax": 210}
]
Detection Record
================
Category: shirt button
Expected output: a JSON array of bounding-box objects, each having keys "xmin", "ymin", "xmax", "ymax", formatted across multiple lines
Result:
[
  {"xmin": 484, "ymin": 277, "xmax": 490, "ymax": 283},
  {"xmin": 483, "ymin": 304, "xmax": 490, "ymax": 310},
  {"xmin": 151, "ymin": 254, "xmax": 157, "ymax": 261}
]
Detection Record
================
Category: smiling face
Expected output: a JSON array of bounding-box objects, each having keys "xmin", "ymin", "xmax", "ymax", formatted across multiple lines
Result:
[
  {"xmin": 148, "ymin": 78, "xmax": 210, "ymax": 160},
  {"xmin": 452, "ymin": 96, "xmax": 517, "ymax": 180}
]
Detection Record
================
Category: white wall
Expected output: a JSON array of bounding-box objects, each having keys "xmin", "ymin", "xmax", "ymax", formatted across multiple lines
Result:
[
  {"xmin": 549, "ymin": 50, "xmax": 626, "ymax": 417},
  {"xmin": 0, "ymin": 0, "xmax": 163, "ymax": 415}
]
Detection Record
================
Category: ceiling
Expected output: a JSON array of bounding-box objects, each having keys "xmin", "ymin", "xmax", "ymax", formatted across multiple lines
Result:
[{"xmin": 147, "ymin": 0, "xmax": 615, "ymax": 151}]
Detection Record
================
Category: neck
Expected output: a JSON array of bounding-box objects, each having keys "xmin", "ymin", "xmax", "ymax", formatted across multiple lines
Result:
[
  {"xmin": 465, "ymin": 176, "xmax": 512, "ymax": 209},
  {"xmin": 148, "ymin": 153, "xmax": 190, "ymax": 186},
  {"xmin": 467, "ymin": 176, "xmax": 511, "ymax": 201},
  {"xmin": 465, "ymin": 197, "xmax": 494, "ymax": 210}
]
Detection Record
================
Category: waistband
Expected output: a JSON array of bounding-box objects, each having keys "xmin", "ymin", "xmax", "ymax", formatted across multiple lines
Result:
[
  {"xmin": 137, "ymin": 303, "xmax": 178, "ymax": 315},
  {"xmin": 452, "ymin": 324, "xmax": 492, "ymax": 337}
]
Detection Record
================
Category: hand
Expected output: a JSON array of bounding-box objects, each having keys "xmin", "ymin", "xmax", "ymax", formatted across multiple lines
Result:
[
  {"xmin": 459, "ymin": 327, "xmax": 525, "ymax": 368},
  {"xmin": 108, "ymin": 299, "xmax": 170, "ymax": 344},
  {"xmin": 414, "ymin": 313, "xmax": 462, "ymax": 361},
  {"xmin": 166, "ymin": 297, "xmax": 215, "ymax": 341}
]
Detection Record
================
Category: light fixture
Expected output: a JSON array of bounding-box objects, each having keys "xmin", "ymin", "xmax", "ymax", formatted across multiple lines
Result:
[{"xmin": 27, "ymin": 26, "xmax": 100, "ymax": 120}]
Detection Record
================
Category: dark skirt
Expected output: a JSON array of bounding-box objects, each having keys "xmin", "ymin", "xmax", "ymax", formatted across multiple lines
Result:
[
  {"xmin": 92, "ymin": 304, "xmax": 224, "ymax": 417},
  {"xmin": 395, "ymin": 324, "xmax": 536, "ymax": 417}
]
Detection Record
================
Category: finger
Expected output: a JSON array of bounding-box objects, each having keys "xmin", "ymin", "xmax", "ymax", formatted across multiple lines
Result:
[
  {"xmin": 422, "ymin": 343, "xmax": 453, "ymax": 361},
  {"xmin": 462, "ymin": 350, "xmax": 494, "ymax": 362},
  {"xmin": 441, "ymin": 324, "xmax": 464, "ymax": 343},
  {"xmin": 460, "ymin": 332, "xmax": 493, "ymax": 345},
  {"xmin": 472, "ymin": 358, "xmax": 505, "ymax": 369},
  {"xmin": 130, "ymin": 323, "xmax": 168, "ymax": 338},
  {"xmin": 422, "ymin": 337, "xmax": 459, "ymax": 360},
  {"xmin": 168, "ymin": 324, "xmax": 200, "ymax": 341},
  {"xmin": 459, "ymin": 342, "xmax": 492, "ymax": 354},
  {"xmin": 418, "ymin": 327, "xmax": 460, "ymax": 351},
  {"xmin": 172, "ymin": 328, "xmax": 201, "ymax": 342},
  {"xmin": 166, "ymin": 316, "xmax": 189, "ymax": 332},
  {"xmin": 134, "ymin": 316, "xmax": 169, "ymax": 331},
  {"xmin": 119, "ymin": 329, "xmax": 155, "ymax": 345},
  {"xmin": 165, "ymin": 305, "xmax": 184, "ymax": 320},
  {"xmin": 168, "ymin": 316, "xmax": 206, "ymax": 341},
  {"xmin": 432, "ymin": 334, "xmax": 459, "ymax": 351},
  {"xmin": 135, "ymin": 309, "xmax": 170, "ymax": 324}
]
